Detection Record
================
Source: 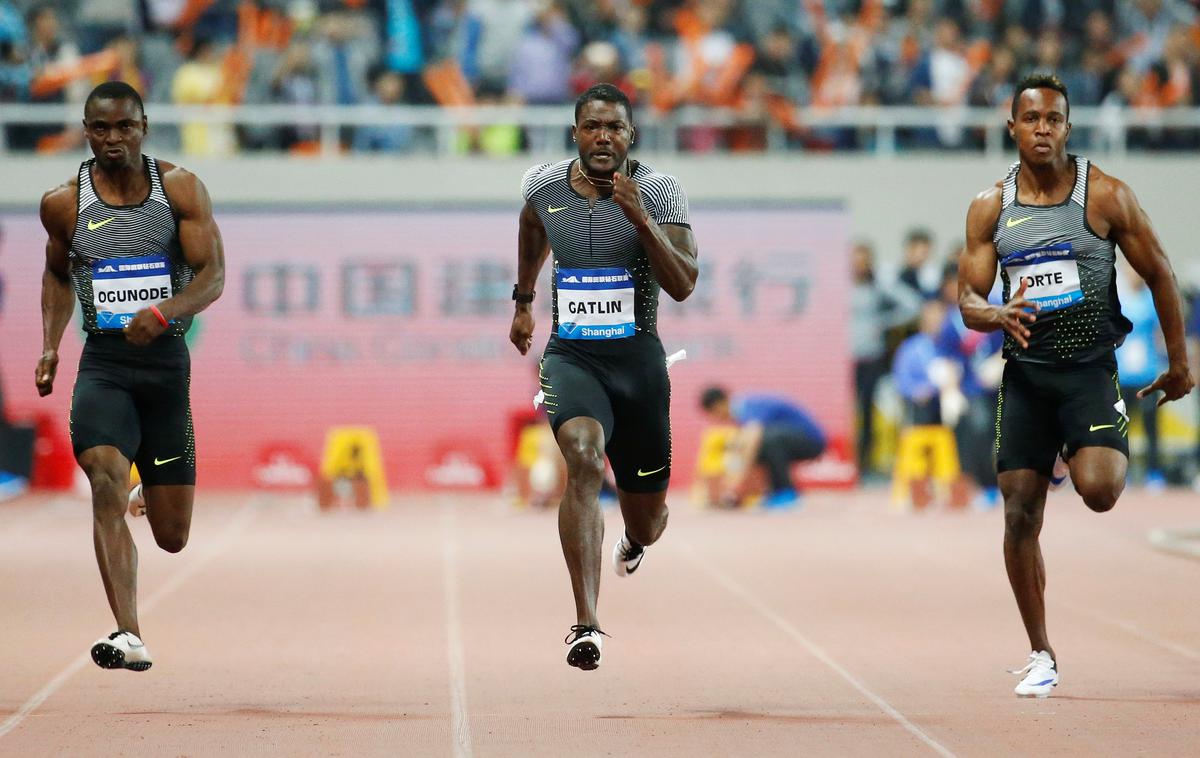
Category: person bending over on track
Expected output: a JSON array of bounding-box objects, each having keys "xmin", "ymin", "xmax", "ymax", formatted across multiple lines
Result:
[
  {"xmin": 36, "ymin": 81, "xmax": 225, "ymax": 672},
  {"xmin": 958, "ymin": 74, "xmax": 1193, "ymax": 698},
  {"xmin": 698, "ymin": 386, "xmax": 826, "ymax": 509},
  {"xmin": 508, "ymin": 83, "xmax": 698, "ymax": 671}
]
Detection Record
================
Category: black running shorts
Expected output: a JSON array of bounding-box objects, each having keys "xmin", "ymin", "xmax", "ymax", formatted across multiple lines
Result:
[
  {"xmin": 995, "ymin": 356, "xmax": 1129, "ymax": 477},
  {"xmin": 540, "ymin": 336, "xmax": 671, "ymax": 493},
  {"xmin": 70, "ymin": 334, "xmax": 196, "ymax": 486}
]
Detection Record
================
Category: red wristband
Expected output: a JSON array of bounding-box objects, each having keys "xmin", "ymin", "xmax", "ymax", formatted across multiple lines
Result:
[{"xmin": 149, "ymin": 305, "xmax": 169, "ymax": 328}]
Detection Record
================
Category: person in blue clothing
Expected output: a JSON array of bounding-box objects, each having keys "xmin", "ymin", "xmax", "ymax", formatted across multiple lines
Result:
[
  {"xmin": 699, "ymin": 386, "xmax": 826, "ymax": 508},
  {"xmin": 893, "ymin": 299, "xmax": 953, "ymax": 426},
  {"xmin": 1116, "ymin": 271, "xmax": 1167, "ymax": 486}
]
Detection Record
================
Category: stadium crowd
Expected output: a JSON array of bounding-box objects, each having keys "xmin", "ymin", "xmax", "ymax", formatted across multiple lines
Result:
[{"xmin": 1, "ymin": 0, "xmax": 1199, "ymax": 154}]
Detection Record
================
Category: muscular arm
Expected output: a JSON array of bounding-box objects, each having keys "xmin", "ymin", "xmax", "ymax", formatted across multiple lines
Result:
[
  {"xmin": 509, "ymin": 201, "xmax": 550, "ymax": 355},
  {"xmin": 637, "ymin": 221, "xmax": 698, "ymax": 302},
  {"xmin": 1091, "ymin": 169, "xmax": 1194, "ymax": 402},
  {"xmin": 1094, "ymin": 173, "xmax": 1188, "ymax": 365},
  {"xmin": 958, "ymin": 185, "xmax": 1038, "ymax": 347},
  {"xmin": 121, "ymin": 166, "xmax": 224, "ymax": 346},
  {"xmin": 36, "ymin": 183, "xmax": 77, "ymax": 396},
  {"xmin": 516, "ymin": 200, "xmax": 550, "ymax": 296},
  {"xmin": 158, "ymin": 167, "xmax": 225, "ymax": 321}
]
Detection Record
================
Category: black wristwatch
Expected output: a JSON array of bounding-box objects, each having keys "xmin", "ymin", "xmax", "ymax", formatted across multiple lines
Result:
[{"xmin": 512, "ymin": 285, "xmax": 535, "ymax": 304}]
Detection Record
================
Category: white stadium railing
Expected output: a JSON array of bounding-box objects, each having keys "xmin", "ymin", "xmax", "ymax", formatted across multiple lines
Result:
[{"xmin": 2, "ymin": 103, "xmax": 1199, "ymax": 157}]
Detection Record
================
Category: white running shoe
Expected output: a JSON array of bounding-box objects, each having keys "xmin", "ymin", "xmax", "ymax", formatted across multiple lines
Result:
[
  {"xmin": 1010, "ymin": 650, "xmax": 1057, "ymax": 697},
  {"xmin": 564, "ymin": 625, "xmax": 604, "ymax": 671},
  {"xmin": 1048, "ymin": 452, "xmax": 1070, "ymax": 491},
  {"xmin": 612, "ymin": 533, "xmax": 645, "ymax": 578},
  {"xmin": 127, "ymin": 483, "xmax": 146, "ymax": 518},
  {"xmin": 91, "ymin": 631, "xmax": 153, "ymax": 671}
]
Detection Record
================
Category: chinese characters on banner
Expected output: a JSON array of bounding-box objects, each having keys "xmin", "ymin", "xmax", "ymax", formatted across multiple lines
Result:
[{"xmin": 0, "ymin": 206, "xmax": 850, "ymax": 489}]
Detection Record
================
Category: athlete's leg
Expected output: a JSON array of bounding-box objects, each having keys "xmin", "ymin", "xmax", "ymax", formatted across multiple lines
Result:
[
  {"xmin": 79, "ymin": 445, "xmax": 140, "ymax": 636},
  {"xmin": 1069, "ymin": 447, "xmax": 1127, "ymax": 513},
  {"xmin": 72, "ymin": 351, "xmax": 145, "ymax": 636},
  {"xmin": 617, "ymin": 489, "xmax": 668, "ymax": 548},
  {"xmin": 999, "ymin": 469, "xmax": 1053, "ymax": 659},
  {"xmin": 133, "ymin": 344, "xmax": 197, "ymax": 552},
  {"xmin": 144, "ymin": 485, "xmax": 194, "ymax": 553},
  {"xmin": 1061, "ymin": 364, "xmax": 1130, "ymax": 513},
  {"xmin": 555, "ymin": 417, "xmax": 607, "ymax": 628},
  {"xmin": 605, "ymin": 343, "xmax": 671, "ymax": 548}
]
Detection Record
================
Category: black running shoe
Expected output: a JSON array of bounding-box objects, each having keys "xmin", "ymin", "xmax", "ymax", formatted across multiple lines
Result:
[
  {"xmin": 91, "ymin": 631, "xmax": 153, "ymax": 671},
  {"xmin": 564, "ymin": 625, "xmax": 606, "ymax": 670}
]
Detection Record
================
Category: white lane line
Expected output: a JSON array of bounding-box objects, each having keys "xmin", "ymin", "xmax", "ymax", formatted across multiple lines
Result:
[
  {"xmin": 1058, "ymin": 600, "xmax": 1200, "ymax": 662},
  {"xmin": 1148, "ymin": 527, "xmax": 1200, "ymax": 561},
  {"xmin": 676, "ymin": 539, "xmax": 957, "ymax": 758},
  {"xmin": 441, "ymin": 501, "xmax": 473, "ymax": 758},
  {"xmin": 913, "ymin": 530, "xmax": 1200, "ymax": 665},
  {"xmin": 0, "ymin": 499, "xmax": 264, "ymax": 739}
]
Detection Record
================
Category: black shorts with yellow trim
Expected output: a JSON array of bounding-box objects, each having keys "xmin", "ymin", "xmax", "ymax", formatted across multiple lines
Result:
[
  {"xmin": 70, "ymin": 334, "xmax": 196, "ymax": 486},
  {"xmin": 995, "ymin": 355, "xmax": 1129, "ymax": 477},
  {"xmin": 539, "ymin": 335, "xmax": 671, "ymax": 493}
]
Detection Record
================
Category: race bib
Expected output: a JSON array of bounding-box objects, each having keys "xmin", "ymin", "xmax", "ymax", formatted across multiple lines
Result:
[
  {"xmin": 556, "ymin": 267, "xmax": 635, "ymax": 340},
  {"xmin": 1002, "ymin": 243, "xmax": 1082, "ymax": 312},
  {"xmin": 92, "ymin": 254, "xmax": 173, "ymax": 330}
]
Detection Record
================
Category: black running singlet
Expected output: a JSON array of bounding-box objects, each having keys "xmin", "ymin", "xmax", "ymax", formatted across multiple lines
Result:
[
  {"xmin": 993, "ymin": 155, "xmax": 1131, "ymax": 364},
  {"xmin": 70, "ymin": 156, "xmax": 194, "ymax": 337}
]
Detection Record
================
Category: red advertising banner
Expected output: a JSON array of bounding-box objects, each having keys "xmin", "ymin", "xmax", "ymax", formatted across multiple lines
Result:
[{"xmin": 0, "ymin": 205, "xmax": 851, "ymax": 490}]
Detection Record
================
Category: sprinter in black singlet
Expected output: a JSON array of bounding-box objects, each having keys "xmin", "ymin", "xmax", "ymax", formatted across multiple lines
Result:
[
  {"xmin": 959, "ymin": 74, "xmax": 1193, "ymax": 698},
  {"xmin": 508, "ymin": 84, "xmax": 698, "ymax": 670},
  {"xmin": 36, "ymin": 82, "xmax": 225, "ymax": 671}
]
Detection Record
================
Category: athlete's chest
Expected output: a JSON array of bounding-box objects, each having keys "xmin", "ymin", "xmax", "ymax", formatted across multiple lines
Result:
[
  {"xmin": 538, "ymin": 193, "xmax": 645, "ymax": 262},
  {"xmin": 996, "ymin": 201, "xmax": 1086, "ymax": 246},
  {"xmin": 996, "ymin": 203, "xmax": 1113, "ymax": 313},
  {"xmin": 72, "ymin": 202, "xmax": 177, "ymax": 260}
]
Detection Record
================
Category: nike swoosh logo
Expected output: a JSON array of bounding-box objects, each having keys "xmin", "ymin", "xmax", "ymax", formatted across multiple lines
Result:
[
  {"xmin": 637, "ymin": 465, "xmax": 667, "ymax": 477},
  {"xmin": 1089, "ymin": 424, "xmax": 1114, "ymax": 432},
  {"xmin": 88, "ymin": 217, "xmax": 116, "ymax": 231},
  {"xmin": 1006, "ymin": 216, "xmax": 1034, "ymax": 228},
  {"xmin": 154, "ymin": 456, "xmax": 182, "ymax": 466},
  {"xmin": 547, "ymin": 206, "xmax": 567, "ymax": 213}
]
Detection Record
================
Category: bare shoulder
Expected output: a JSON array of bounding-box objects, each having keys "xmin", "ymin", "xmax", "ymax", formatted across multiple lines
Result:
[
  {"xmin": 966, "ymin": 182, "xmax": 1003, "ymax": 225},
  {"xmin": 160, "ymin": 162, "xmax": 202, "ymax": 194},
  {"xmin": 1086, "ymin": 161, "xmax": 1133, "ymax": 205},
  {"xmin": 1085, "ymin": 162, "xmax": 1141, "ymax": 226},
  {"xmin": 160, "ymin": 163, "xmax": 212, "ymax": 214},
  {"xmin": 39, "ymin": 176, "xmax": 77, "ymax": 231},
  {"xmin": 40, "ymin": 175, "xmax": 76, "ymax": 211}
]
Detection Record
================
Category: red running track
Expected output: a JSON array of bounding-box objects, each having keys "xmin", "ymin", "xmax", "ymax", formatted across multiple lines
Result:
[{"xmin": 1, "ymin": 488, "xmax": 1198, "ymax": 757}]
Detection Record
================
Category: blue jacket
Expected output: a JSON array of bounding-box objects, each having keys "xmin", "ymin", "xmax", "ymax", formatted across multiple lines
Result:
[{"xmin": 731, "ymin": 394, "xmax": 826, "ymax": 446}]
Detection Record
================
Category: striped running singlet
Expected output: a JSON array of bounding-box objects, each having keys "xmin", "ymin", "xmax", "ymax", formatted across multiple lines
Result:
[
  {"xmin": 70, "ymin": 156, "xmax": 194, "ymax": 336},
  {"xmin": 521, "ymin": 158, "xmax": 690, "ymax": 353},
  {"xmin": 993, "ymin": 155, "xmax": 1131, "ymax": 364}
]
